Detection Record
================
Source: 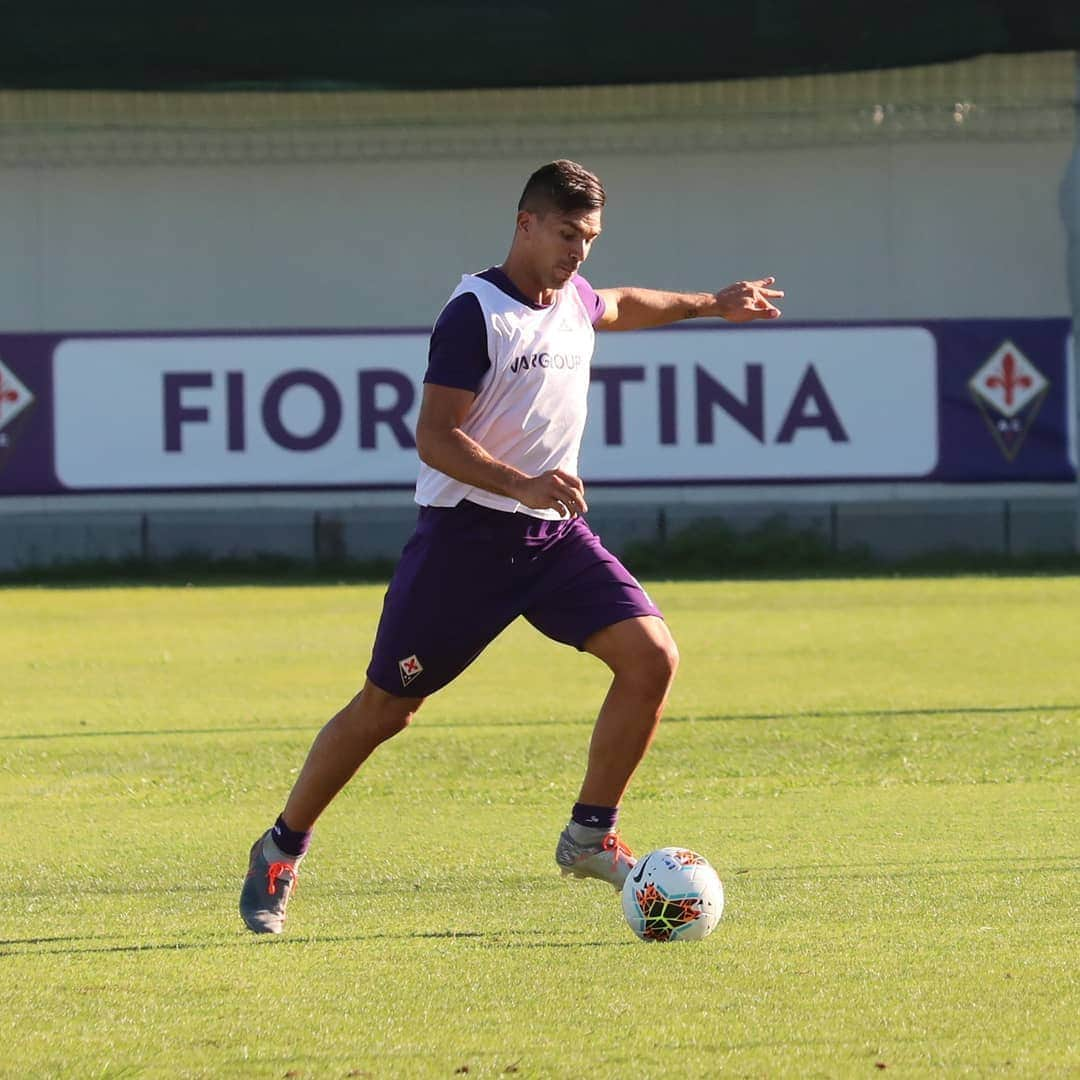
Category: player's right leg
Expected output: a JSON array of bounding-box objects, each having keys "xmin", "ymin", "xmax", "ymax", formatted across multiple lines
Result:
[
  {"xmin": 239, "ymin": 501, "xmax": 525, "ymax": 935},
  {"xmin": 281, "ymin": 681, "xmax": 423, "ymax": 833},
  {"xmin": 240, "ymin": 681, "xmax": 422, "ymax": 935}
]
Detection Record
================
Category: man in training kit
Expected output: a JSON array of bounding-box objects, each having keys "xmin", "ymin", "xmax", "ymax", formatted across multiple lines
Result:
[{"xmin": 240, "ymin": 159, "xmax": 784, "ymax": 934}]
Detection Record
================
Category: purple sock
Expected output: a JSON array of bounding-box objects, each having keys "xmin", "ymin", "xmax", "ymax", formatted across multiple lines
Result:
[
  {"xmin": 571, "ymin": 802, "xmax": 618, "ymax": 831},
  {"xmin": 271, "ymin": 814, "xmax": 312, "ymax": 858}
]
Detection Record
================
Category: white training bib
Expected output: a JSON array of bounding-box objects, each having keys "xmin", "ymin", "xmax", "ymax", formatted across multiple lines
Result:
[{"xmin": 415, "ymin": 273, "xmax": 596, "ymax": 519}]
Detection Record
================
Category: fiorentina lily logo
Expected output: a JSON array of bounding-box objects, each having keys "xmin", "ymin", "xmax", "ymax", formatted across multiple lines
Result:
[
  {"xmin": 0, "ymin": 357, "xmax": 34, "ymax": 438},
  {"xmin": 968, "ymin": 341, "xmax": 1049, "ymax": 461},
  {"xmin": 0, "ymin": 356, "xmax": 34, "ymax": 449}
]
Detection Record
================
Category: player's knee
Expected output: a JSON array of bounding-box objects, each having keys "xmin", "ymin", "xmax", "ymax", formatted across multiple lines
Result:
[
  {"xmin": 392, "ymin": 705, "xmax": 419, "ymax": 732},
  {"xmin": 345, "ymin": 684, "xmax": 423, "ymax": 742},
  {"xmin": 651, "ymin": 636, "xmax": 680, "ymax": 688},
  {"xmin": 375, "ymin": 698, "xmax": 422, "ymax": 740},
  {"xmin": 663, "ymin": 636, "xmax": 681, "ymax": 678},
  {"xmin": 621, "ymin": 635, "xmax": 679, "ymax": 697}
]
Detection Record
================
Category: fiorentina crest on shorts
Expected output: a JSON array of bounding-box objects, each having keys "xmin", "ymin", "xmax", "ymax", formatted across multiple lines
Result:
[
  {"xmin": 968, "ymin": 341, "xmax": 1049, "ymax": 462},
  {"xmin": 398, "ymin": 654, "xmax": 423, "ymax": 687}
]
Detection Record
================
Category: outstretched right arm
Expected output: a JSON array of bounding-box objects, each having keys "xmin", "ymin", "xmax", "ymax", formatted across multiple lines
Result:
[{"xmin": 415, "ymin": 383, "xmax": 587, "ymax": 518}]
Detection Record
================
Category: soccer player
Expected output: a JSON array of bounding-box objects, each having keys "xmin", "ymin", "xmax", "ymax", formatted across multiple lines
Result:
[{"xmin": 240, "ymin": 159, "xmax": 783, "ymax": 933}]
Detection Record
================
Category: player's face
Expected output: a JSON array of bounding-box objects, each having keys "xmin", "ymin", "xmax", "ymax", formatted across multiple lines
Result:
[{"xmin": 525, "ymin": 208, "xmax": 602, "ymax": 290}]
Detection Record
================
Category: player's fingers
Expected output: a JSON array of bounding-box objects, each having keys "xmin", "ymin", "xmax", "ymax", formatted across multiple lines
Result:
[
  {"xmin": 541, "ymin": 487, "xmax": 570, "ymax": 517},
  {"xmin": 547, "ymin": 479, "xmax": 572, "ymax": 515},
  {"xmin": 554, "ymin": 469, "xmax": 585, "ymax": 494},
  {"xmin": 555, "ymin": 473, "xmax": 587, "ymax": 510},
  {"xmin": 760, "ymin": 288, "xmax": 785, "ymax": 298},
  {"xmin": 568, "ymin": 478, "xmax": 588, "ymax": 512},
  {"xmin": 558, "ymin": 488, "xmax": 584, "ymax": 516},
  {"xmin": 554, "ymin": 478, "xmax": 587, "ymax": 516}
]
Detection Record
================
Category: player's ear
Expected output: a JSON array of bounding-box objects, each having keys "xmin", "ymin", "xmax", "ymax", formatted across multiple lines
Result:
[{"xmin": 516, "ymin": 210, "xmax": 532, "ymax": 233}]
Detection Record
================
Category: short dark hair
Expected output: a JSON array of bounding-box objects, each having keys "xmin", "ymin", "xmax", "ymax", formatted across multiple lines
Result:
[{"xmin": 518, "ymin": 160, "xmax": 606, "ymax": 216}]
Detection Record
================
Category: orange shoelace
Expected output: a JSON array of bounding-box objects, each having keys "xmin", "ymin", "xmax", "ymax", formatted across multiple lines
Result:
[
  {"xmin": 266, "ymin": 861, "xmax": 298, "ymax": 898},
  {"xmin": 601, "ymin": 832, "xmax": 634, "ymax": 868}
]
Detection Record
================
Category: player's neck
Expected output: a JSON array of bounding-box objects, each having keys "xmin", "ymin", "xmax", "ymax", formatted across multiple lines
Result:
[{"xmin": 497, "ymin": 257, "xmax": 556, "ymax": 307}]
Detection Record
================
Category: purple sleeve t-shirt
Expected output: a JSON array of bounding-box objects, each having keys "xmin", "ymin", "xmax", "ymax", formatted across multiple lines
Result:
[{"xmin": 425, "ymin": 266, "xmax": 606, "ymax": 393}]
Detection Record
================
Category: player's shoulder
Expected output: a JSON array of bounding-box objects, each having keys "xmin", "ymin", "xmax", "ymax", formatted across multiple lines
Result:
[
  {"xmin": 462, "ymin": 268, "xmax": 528, "ymax": 309},
  {"xmin": 438, "ymin": 271, "xmax": 503, "ymax": 314},
  {"xmin": 432, "ymin": 289, "xmax": 484, "ymax": 338},
  {"xmin": 569, "ymin": 273, "xmax": 606, "ymax": 327}
]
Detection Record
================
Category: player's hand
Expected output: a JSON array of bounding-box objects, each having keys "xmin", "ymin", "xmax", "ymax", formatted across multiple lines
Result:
[
  {"xmin": 514, "ymin": 469, "xmax": 588, "ymax": 518},
  {"xmin": 710, "ymin": 277, "xmax": 784, "ymax": 322}
]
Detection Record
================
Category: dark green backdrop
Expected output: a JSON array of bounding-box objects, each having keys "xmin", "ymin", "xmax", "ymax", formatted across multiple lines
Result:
[{"xmin": 3, "ymin": 2, "xmax": 1078, "ymax": 91}]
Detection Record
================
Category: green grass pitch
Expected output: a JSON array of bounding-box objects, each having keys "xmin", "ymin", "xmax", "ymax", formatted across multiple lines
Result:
[{"xmin": 2, "ymin": 576, "xmax": 1077, "ymax": 1077}]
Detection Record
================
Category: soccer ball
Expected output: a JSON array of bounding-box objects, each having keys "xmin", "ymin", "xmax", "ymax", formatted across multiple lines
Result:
[{"xmin": 621, "ymin": 847, "xmax": 724, "ymax": 942}]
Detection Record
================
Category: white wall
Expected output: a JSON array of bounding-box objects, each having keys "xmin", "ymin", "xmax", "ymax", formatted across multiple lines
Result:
[{"xmin": 0, "ymin": 139, "xmax": 1071, "ymax": 334}]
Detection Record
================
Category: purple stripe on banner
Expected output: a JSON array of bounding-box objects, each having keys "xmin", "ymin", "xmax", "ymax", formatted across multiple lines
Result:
[{"xmin": 0, "ymin": 320, "xmax": 1074, "ymax": 497}]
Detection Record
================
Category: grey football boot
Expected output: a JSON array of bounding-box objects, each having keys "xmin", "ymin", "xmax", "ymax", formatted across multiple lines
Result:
[
  {"xmin": 556, "ymin": 827, "xmax": 637, "ymax": 889},
  {"xmin": 239, "ymin": 831, "xmax": 302, "ymax": 934}
]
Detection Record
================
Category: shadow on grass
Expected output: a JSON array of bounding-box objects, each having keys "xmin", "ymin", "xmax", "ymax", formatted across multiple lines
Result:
[
  {"xmin": 6, "ymin": 850, "xmax": 1076, "ymax": 959},
  {"xmin": 0, "ymin": 928, "xmax": 632, "ymax": 958},
  {"xmin": 749, "ymin": 859, "xmax": 1078, "ymax": 883},
  {"xmin": 4, "ymin": 702, "xmax": 1077, "ymax": 742}
]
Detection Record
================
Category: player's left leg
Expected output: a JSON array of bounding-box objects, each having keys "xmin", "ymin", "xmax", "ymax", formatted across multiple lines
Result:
[
  {"xmin": 521, "ymin": 518, "xmax": 674, "ymax": 888},
  {"xmin": 577, "ymin": 614, "xmax": 679, "ymax": 808},
  {"xmin": 553, "ymin": 616, "xmax": 678, "ymax": 888},
  {"xmin": 557, "ymin": 613, "xmax": 673, "ymax": 889}
]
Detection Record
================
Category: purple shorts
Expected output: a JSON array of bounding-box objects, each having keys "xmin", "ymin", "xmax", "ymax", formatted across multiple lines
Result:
[{"xmin": 367, "ymin": 500, "xmax": 662, "ymax": 697}]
